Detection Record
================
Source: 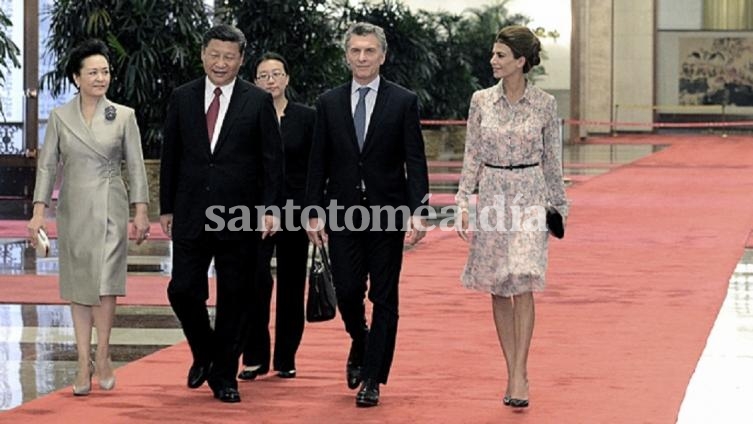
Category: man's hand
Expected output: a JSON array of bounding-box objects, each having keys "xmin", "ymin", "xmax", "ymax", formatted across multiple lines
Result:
[
  {"xmin": 405, "ymin": 216, "xmax": 427, "ymax": 246},
  {"xmin": 306, "ymin": 217, "xmax": 328, "ymax": 247},
  {"xmin": 261, "ymin": 215, "xmax": 280, "ymax": 239},
  {"xmin": 160, "ymin": 214, "xmax": 173, "ymax": 240}
]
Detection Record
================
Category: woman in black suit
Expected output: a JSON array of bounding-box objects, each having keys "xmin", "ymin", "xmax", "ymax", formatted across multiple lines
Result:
[{"xmin": 239, "ymin": 52, "xmax": 315, "ymax": 380}]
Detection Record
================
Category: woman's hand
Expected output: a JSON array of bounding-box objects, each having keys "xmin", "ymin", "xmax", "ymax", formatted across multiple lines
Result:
[
  {"xmin": 456, "ymin": 208, "xmax": 470, "ymax": 242},
  {"xmin": 27, "ymin": 203, "xmax": 47, "ymax": 247},
  {"xmin": 131, "ymin": 203, "xmax": 150, "ymax": 245}
]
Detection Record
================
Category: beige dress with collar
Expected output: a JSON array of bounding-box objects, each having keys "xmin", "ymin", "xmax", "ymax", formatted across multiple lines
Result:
[{"xmin": 33, "ymin": 95, "xmax": 148, "ymax": 305}]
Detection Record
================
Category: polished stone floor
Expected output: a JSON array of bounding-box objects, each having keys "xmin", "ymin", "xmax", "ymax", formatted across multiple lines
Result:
[
  {"xmin": 676, "ymin": 250, "xmax": 753, "ymax": 424},
  {"xmin": 0, "ymin": 234, "xmax": 183, "ymax": 410},
  {"xmin": 9, "ymin": 142, "xmax": 749, "ymax": 418}
]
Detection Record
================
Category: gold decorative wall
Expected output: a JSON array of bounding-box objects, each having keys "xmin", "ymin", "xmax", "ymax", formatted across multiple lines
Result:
[{"xmin": 703, "ymin": 0, "xmax": 753, "ymax": 29}]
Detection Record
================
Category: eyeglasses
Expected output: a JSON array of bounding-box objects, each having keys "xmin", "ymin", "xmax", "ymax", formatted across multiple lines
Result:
[{"xmin": 255, "ymin": 71, "xmax": 287, "ymax": 81}]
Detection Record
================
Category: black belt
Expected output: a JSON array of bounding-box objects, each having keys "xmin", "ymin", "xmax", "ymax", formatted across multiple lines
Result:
[{"xmin": 484, "ymin": 162, "xmax": 539, "ymax": 170}]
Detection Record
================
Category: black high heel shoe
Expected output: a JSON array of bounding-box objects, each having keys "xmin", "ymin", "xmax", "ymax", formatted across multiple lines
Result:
[
  {"xmin": 238, "ymin": 365, "xmax": 268, "ymax": 380},
  {"xmin": 277, "ymin": 369, "xmax": 296, "ymax": 379},
  {"xmin": 509, "ymin": 398, "xmax": 529, "ymax": 408},
  {"xmin": 503, "ymin": 395, "xmax": 511, "ymax": 406}
]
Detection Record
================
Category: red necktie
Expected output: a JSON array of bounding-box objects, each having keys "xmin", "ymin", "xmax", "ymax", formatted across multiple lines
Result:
[{"xmin": 206, "ymin": 87, "xmax": 222, "ymax": 143}]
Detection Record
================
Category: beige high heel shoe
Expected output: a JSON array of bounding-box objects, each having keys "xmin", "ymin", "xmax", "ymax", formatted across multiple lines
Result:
[
  {"xmin": 97, "ymin": 358, "xmax": 116, "ymax": 391},
  {"xmin": 72, "ymin": 360, "xmax": 94, "ymax": 396}
]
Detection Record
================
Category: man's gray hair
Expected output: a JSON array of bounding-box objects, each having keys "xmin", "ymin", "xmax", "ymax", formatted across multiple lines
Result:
[{"xmin": 343, "ymin": 22, "xmax": 388, "ymax": 53}]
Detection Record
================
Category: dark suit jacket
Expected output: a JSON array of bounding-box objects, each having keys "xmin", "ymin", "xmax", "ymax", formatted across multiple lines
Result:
[
  {"xmin": 280, "ymin": 102, "xmax": 315, "ymax": 207},
  {"xmin": 160, "ymin": 77, "xmax": 283, "ymax": 240},
  {"xmin": 305, "ymin": 78, "xmax": 429, "ymax": 231}
]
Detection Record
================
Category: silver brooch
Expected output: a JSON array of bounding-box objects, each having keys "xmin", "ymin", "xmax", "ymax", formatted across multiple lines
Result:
[{"xmin": 105, "ymin": 105, "xmax": 116, "ymax": 121}]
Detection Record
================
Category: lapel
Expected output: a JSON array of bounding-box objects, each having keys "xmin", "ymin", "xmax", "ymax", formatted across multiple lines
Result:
[
  {"xmin": 190, "ymin": 80, "xmax": 213, "ymax": 157},
  {"xmin": 213, "ymin": 79, "xmax": 250, "ymax": 156},
  {"xmin": 55, "ymin": 95, "xmax": 110, "ymax": 159},
  {"xmin": 338, "ymin": 83, "xmax": 361, "ymax": 153},
  {"xmin": 361, "ymin": 79, "xmax": 392, "ymax": 156}
]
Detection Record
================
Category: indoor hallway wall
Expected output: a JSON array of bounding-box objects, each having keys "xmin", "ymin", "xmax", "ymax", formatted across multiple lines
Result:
[{"xmin": 613, "ymin": 0, "xmax": 654, "ymax": 132}]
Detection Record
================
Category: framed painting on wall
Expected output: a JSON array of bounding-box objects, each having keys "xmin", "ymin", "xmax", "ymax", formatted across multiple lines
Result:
[{"xmin": 678, "ymin": 37, "xmax": 753, "ymax": 106}]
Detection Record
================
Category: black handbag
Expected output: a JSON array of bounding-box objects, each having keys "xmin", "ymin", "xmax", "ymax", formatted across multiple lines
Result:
[
  {"xmin": 306, "ymin": 244, "xmax": 337, "ymax": 322},
  {"xmin": 546, "ymin": 207, "xmax": 565, "ymax": 239}
]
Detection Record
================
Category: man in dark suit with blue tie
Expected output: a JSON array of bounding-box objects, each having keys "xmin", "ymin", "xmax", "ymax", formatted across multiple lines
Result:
[
  {"xmin": 159, "ymin": 24, "xmax": 283, "ymax": 403},
  {"xmin": 305, "ymin": 21, "xmax": 429, "ymax": 407}
]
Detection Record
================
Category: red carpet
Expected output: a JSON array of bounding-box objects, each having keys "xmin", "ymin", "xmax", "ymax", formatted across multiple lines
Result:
[{"xmin": 3, "ymin": 135, "xmax": 753, "ymax": 423}]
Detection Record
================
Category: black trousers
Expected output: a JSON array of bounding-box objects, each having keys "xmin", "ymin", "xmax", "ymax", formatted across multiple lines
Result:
[
  {"xmin": 328, "ymin": 229, "xmax": 405, "ymax": 384},
  {"xmin": 167, "ymin": 232, "xmax": 257, "ymax": 391},
  {"xmin": 241, "ymin": 226, "xmax": 309, "ymax": 371}
]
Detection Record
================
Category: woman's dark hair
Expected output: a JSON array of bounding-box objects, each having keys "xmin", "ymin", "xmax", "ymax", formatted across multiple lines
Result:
[
  {"xmin": 495, "ymin": 26, "xmax": 542, "ymax": 74},
  {"xmin": 65, "ymin": 39, "xmax": 109, "ymax": 86},
  {"xmin": 203, "ymin": 24, "xmax": 247, "ymax": 55},
  {"xmin": 254, "ymin": 51, "xmax": 290, "ymax": 75}
]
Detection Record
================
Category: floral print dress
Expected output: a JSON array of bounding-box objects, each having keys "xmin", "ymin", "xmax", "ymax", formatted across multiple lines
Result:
[{"xmin": 455, "ymin": 81, "xmax": 569, "ymax": 297}]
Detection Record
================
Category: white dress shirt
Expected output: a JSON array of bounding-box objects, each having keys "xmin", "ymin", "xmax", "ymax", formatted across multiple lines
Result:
[{"xmin": 205, "ymin": 77, "xmax": 236, "ymax": 152}]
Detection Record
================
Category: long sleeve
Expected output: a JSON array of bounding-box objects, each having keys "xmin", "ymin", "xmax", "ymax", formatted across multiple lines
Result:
[
  {"xmin": 541, "ymin": 97, "xmax": 569, "ymax": 217},
  {"xmin": 259, "ymin": 92, "xmax": 284, "ymax": 210},
  {"xmin": 403, "ymin": 94, "xmax": 429, "ymax": 213},
  {"xmin": 122, "ymin": 108, "xmax": 149, "ymax": 204},
  {"xmin": 304, "ymin": 95, "xmax": 329, "ymax": 216},
  {"xmin": 159, "ymin": 91, "xmax": 180, "ymax": 215},
  {"xmin": 33, "ymin": 110, "xmax": 61, "ymax": 206},
  {"xmin": 455, "ymin": 92, "xmax": 484, "ymax": 209}
]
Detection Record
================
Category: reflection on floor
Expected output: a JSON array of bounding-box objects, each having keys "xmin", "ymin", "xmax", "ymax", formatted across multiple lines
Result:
[
  {"xmin": 0, "ymin": 303, "xmax": 185, "ymax": 409},
  {"xmin": 675, "ymin": 250, "xmax": 753, "ymax": 424},
  {"xmin": 0, "ymin": 238, "xmax": 195, "ymax": 411}
]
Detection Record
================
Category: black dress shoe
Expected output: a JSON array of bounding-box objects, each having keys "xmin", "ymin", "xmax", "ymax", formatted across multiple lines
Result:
[
  {"xmin": 346, "ymin": 361, "xmax": 362, "ymax": 390},
  {"xmin": 509, "ymin": 398, "xmax": 529, "ymax": 408},
  {"xmin": 187, "ymin": 363, "xmax": 210, "ymax": 389},
  {"xmin": 277, "ymin": 369, "xmax": 296, "ymax": 379},
  {"xmin": 503, "ymin": 395, "xmax": 511, "ymax": 406},
  {"xmin": 346, "ymin": 338, "xmax": 365, "ymax": 390},
  {"xmin": 237, "ymin": 365, "xmax": 268, "ymax": 380},
  {"xmin": 355, "ymin": 379, "xmax": 379, "ymax": 407},
  {"xmin": 213, "ymin": 387, "xmax": 241, "ymax": 403}
]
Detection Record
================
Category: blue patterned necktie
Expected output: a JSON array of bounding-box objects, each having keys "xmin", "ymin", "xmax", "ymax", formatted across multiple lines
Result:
[{"xmin": 354, "ymin": 87, "xmax": 369, "ymax": 150}]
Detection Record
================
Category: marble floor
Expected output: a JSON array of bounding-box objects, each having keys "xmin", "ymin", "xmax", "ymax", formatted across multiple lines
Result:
[
  {"xmin": 4, "ymin": 143, "xmax": 750, "ymax": 419},
  {"xmin": 675, "ymin": 250, "xmax": 753, "ymax": 424},
  {"xmin": 0, "ymin": 237, "xmax": 183, "ymax": 410}
]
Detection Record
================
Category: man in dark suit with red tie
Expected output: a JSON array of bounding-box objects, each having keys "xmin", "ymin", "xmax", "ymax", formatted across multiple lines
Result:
[
  {"xmin": 305, "ymin": 21, "xmax": 429, "ymax": 407},
  {"xmin": 159, "ymin": 24, "xmax": 283, "ymax": 403}
]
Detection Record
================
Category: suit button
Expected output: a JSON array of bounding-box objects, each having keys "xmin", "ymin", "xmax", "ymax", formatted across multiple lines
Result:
[
  {"xmin": 205, "ymin": 186, "xmax": 210, "ymax": 191},
  {"xmin": 358, "ymin": 161, "xmax": 363, "ymax": 167},
  {"xmin": 209, "ymin": 163, "xmax": 214, "ymax": 168}
]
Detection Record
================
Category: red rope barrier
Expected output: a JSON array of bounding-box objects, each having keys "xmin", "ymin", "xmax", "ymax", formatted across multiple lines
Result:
[
  {"xmin": 421, "ymin": 119, "xmax": 467, "ymax": 126},
  {"xmin": 420, "ymin": 119, "xmax": 753, "ymax": 128},
  {"xmin": 563, "ymin": 119, "xmax": 753, "ymax": 128}
]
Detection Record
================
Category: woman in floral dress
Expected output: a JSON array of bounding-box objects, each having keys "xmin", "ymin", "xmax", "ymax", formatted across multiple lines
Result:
[{"xmin": 455, "ymin": 25, "xmax": 569, "ymax": 408}]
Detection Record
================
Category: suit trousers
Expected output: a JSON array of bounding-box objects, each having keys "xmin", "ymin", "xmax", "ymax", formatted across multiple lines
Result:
[
  {"xmin": 167, "ymin": 232, "xmax": 258, "ymax": 391},
  {"xmin": 241, "ymin": 226, "xmax": 309, "ymax": 371},
  {"xmin": 328, "ymin": 228, "xmax": 405, "ymax": 384}
]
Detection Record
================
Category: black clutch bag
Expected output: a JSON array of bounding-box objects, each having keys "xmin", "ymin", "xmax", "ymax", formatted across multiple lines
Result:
[
  {"xmin": 306, "ymin": 244, "xmax": 337, "ymax": 322},
  {"xmin": 546, "ymin": 208, "xmax": 565, "ymax": 239}
]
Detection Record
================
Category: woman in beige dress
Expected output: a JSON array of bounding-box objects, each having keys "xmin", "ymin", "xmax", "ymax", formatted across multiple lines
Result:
[
  {"xmin": 455, "ymin": 26, "xmax": 569, "ymax": 408},
  {"xmin": 27, "ymin": 39, "xmax": 150, "ymax": 396}
]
